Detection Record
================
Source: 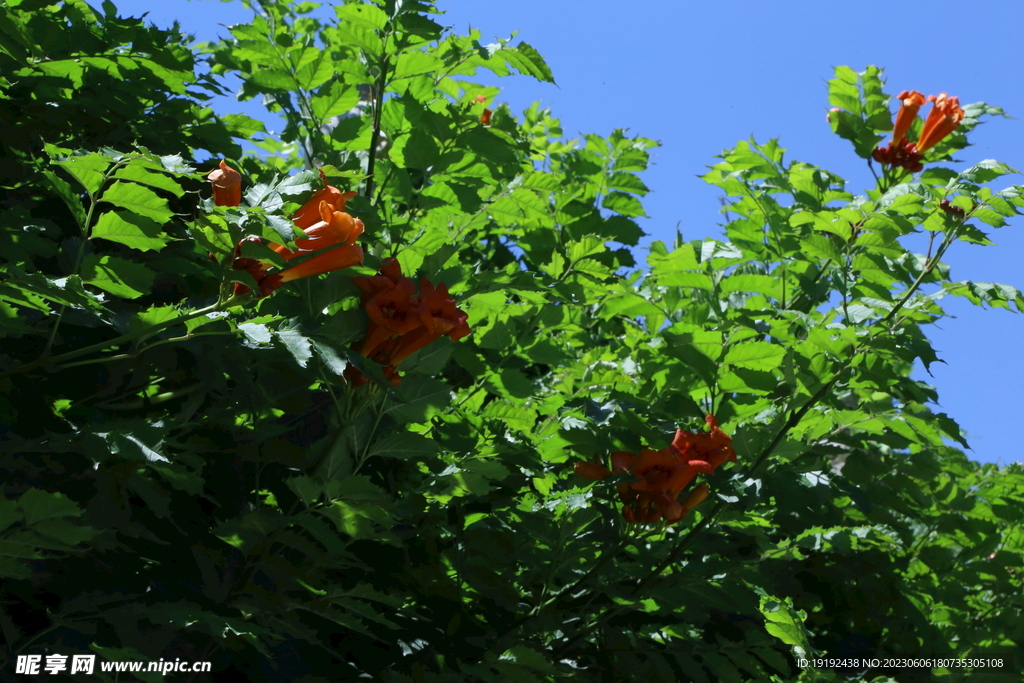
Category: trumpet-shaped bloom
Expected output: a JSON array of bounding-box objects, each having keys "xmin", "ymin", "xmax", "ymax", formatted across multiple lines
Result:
[
  {"xmin": 891, "ymin": 90, "xmax": 926, "ymax": 148},
  {"xmin": 213, "ymin": 165, "xmax": 364, "ymax": 298},
  {"xmin": 230, "ymin": 237, "xmax": 271, "ymax": 296},
  {"xmin": 572, "ymin": 415, "xmax": 735, "ymax": 525},
  {"xmin": 208, "ymin": 160, "xmax": 241, "ymax": 207},
  {"xmin": 618, "ymin": 447, "xmax": 702, "ymax": 499},
  {"xmin": 871, "ymin": 139, "xmax": 923, "ymax": 173},
  {"xmin": 873, "ymin": 90, "xmax": 963, "ymax": 172},
  {"xmin": 348, "ymin": 259, "xmax": 471, "ymax": 386},
  {"xmin": 358, "ymin": 278, "xmax": 422, "ymax": 359},
  {"xmin": 671, "ymin": 414, "xmax": 737, "ymax": 474},
  {"xmin": 293, "ymin": 168, "xmax": 358, "ymax": 229},
  {"xmin": 916, "ymin": 93, "xmax": 965, "ymax": 153},
  {"xmin": 382, "ymin": 281, "xmax": 471, "ymax": 366},
  {"xmin": 273, "ymin": 200, "xmax": 364, "ymax": 261},
  {"xmin": 353, "ymin": 257, "xmax": 405, "ymax": 304},
  {"xmin": 259, "ymin": 244, "xmax": 365, "ymax": 297}
]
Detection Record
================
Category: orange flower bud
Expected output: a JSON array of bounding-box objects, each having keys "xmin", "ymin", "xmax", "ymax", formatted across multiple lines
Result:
[
  {"xmin": 573, "ymin": 461, "xmax": 612, "ymax": 480},
  {"xmin": 680, "ymin": 484, "xmax": 710, "ymax": 515},
  {"xmin": 207, "ymin": 160, "xmax": 241, "ymax": 207}
]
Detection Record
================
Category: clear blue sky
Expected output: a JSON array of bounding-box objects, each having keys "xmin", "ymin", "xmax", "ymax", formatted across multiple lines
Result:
[{"xmin": 115, "ymin": 0, "xmax": 1023, "ymax": 466}]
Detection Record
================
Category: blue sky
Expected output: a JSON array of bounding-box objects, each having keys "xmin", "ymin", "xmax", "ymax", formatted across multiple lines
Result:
[{"xmin": 116, "ymin": 0, "xmax": 1022, "ymax": 466}]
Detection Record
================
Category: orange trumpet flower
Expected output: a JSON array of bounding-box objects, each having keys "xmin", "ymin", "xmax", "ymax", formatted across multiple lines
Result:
[
  {"xmin": 293, "ymin": 168, "xmax": 357, "ymax": 229},
  {"xmin": 259, "ymin": 244, "xmax": 365, "ymax": 297},
  {"xmin": 348, "ymin": 259, "xmax": 470, "ymax": 386},
  {"xmin": 891, "ymin": 90, "xmax": 926, "ymax": 148},
  {"xmin": 572, "ymin": 415, "xmax": 735, "ymax": 525},
  {"xmin": 915, "ymin": 92, "xmax": 965, "ymax": 153},
  {"xmin": 272, "ymin": 200, "xmax": 365, "ymax": 261}
]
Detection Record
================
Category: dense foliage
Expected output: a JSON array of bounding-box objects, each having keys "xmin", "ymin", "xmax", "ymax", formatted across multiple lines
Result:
[{"xmin": 1, "ymin": 0, "xmax": 1022, "ymax": 681}]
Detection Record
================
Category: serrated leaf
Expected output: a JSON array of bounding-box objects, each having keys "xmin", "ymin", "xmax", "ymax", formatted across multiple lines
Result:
[
  {"xmin": 81, "ymin": 254, "xmax": 155, "ymax": 299},
  {"xmin": 368, "ymin": 431, "xmax": 439, "ymax": 460},
  {"xmin": 112, "ymin": 164, "xmax": 184, "ymax": 197},
  {"xmin": 312, "ymin": 79, "xmax": 361, "ymax": 120},
  {"xmin": 239, "ymin": 322, "xmax": 272, "ymax": 345},
  {"xmin": 724, "ymin": 342, "xmax": 785, "ymax": 371},
  {"xmin": 92, "ymin": 210, "xmax": 173, "ymax": 251},
  {"xmin": 504, "ymin": 41, "xmax": 555, "ymax": 84},
  {"xmin": 276, "ymin": 328, "xmax": 313, "ymax": 367},
  {"xmin": 41, "ymin": 170, "xmax": 88, "ymax": 228},
  {"xmin": 960, "ymin": 159, "xmax": 1018, "ymax": 183},
  {"xmin": 19, "ymin": 489, "xmax": 83, "ymax": 525},
  {"xmin": 334, "ymin": 3, "xmax": 388, "ymax": 30},
  {"xmin": 248, "ymin": 66, "xmax": 294, "ymax": 92},
  {"xmin": 99, "ymin": 181, "xmax": 174, "ymax": 222},
  {"xmin": 386, "ymin": 376, "xmax": 452, "ymax": 423},
  {"xmin": 53, "ymin": 153, "xmax": 110, "ymax": 195}
]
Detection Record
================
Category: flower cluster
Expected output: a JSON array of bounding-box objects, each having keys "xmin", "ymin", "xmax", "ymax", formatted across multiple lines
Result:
[
  {"xmin": 573, "ymin": 415, "xmax": 737, "ymax": 524},
  {"xmin": 346, "ymin": 258, "xmax": 471, "ymax": 386},
  {"xmin": 872, "ymin": 90, "xmax": 965, "ymax": 172},
  {"xmin": 939, "ymin": 198, "xmax": 967, "ymax": 218},
  {"xmin": 208, "ymin": 164, "xmax": 364, "ymax": 297},
  {"xmin": 871, "ymin": 139, "xmax": 924, "ymax": 173}
]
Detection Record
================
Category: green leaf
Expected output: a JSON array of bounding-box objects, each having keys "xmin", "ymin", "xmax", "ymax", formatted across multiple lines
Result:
[
  {"xmin": 52, "ymin": 152, "xmax": 110, "ymax": 195},
  {"xmin": 112, "ymin": 164, "xmax": 184, "ymax": 197},
  {"xmin": 239, "ymin": 322, "xmax": 273, "ymax": 345},
  {"xmin": 295, "ymin": 50, "xmax": 334, "ymax": 90},
  {"xmin": 959, "ymin": 159, "xmax": 1018, "ymax": 183},
  {"xmin": 311, "ymin": 338, "xmax": 350, "ymax": 375},
  {"xmin": 503, "ymin": 41, "xmax": 556, "ymax": 84},
  {"xmin": 18, "ymin": 489, "xmax": 83, "ymax": 525},
  {"xmin": 248, "ymin": 66, "xmax": 294, "ymax": 92},
  {"xmin": 222, "ymin": 113, "xmax": 267, "ymax": 138},
  {"xmin": 99, "ymin": 181, "xmax": 174, "ymax": 223},
  {"xmin": 719, "ymin": 274, "xmax": 782, "ymax": 299},
  {"xmin": 481, "ymin": 401, "xmax": 537, "ymax": 433},
  {"xmin": 81, "ymin": 254, "xmax": 155, "ymax": 299},
  {"xmin": 386, "ymin": 376, "xmax": 452, "ymax": 423},
  {"xmin": 276, "ymin": 328, "xmax": 313, "ymax": 368},
  {"xmin": 368, "ymin": 431, "xmax": 439, "ymax": 460},
  {"xmin": 828, "ymin": 108, "xmax": 884, "ymax": 159},
  {"xmin": 602, "ymin": 191, "xmax": 645, "ymax": 217},
  {"xmin": 312, "ymin": 79, "xmax": 361, "ymax": 120},
  {"xmin": 724, "ymin": 342, "xmax": 786, "ymax": 371},
  {"xmin": 40, "ymin": 170, "xmax": 88, "ymax": 229},
  {"xmin": 755, "ymin": 587, "xmax": 819, "ymax": 658},
  {"xmin": 334, "ymin": 3, "xmax": 388, "ymax": 30},
  {"xmin": 31, "ymin": 519, "xmax": 96, "ymax": 545},
  {"xmin": 92, "ymin": 210, "xmax": 173, "ymax": 252},
  {"xmin": 0, "ymin": 498, "xmax": 21, "ymax": 533},
  {"xmin": 800, "ymin": 234, "xmax": 843, "ymax": 262}
]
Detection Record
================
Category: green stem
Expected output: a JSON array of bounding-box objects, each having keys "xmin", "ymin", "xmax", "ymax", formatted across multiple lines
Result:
[
  {"xmin": 365, "ymin": 49, "xmax": 391, "ymax": 200},
  {"xmin": 1, "ymin": 301, "xmax": 226, "ymax": 381}
]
